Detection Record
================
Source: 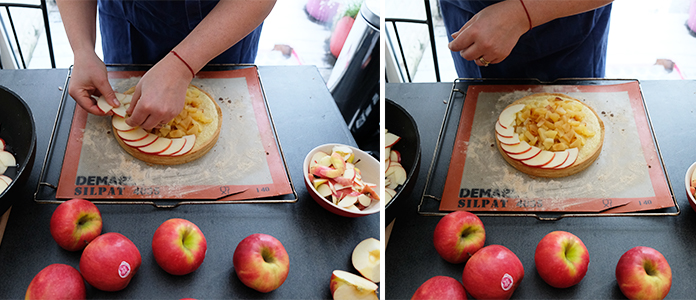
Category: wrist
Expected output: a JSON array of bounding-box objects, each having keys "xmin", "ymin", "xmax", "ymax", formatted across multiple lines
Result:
[{"xmin": 169, "ymin": 50, "xmax": 196, "ymax": 78}]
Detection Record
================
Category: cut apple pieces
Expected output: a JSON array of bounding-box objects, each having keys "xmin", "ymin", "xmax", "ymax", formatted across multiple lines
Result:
[
  {"xmin": 522, "ymin": 150, "xmax": 556, "ymax": 167},
  {"xmin": 158, "ymin": 137, "xmax": 186, "ymax": 156},
  {"xmin": 500, "ymin": 140, "xmax": 532, "ymax": 155},
  {"xmin": 0, "ymin": 150, "xmax": 16, "ymax": 167},
  {"xmin": 138, "ymin": 137, "xmax": 172, "ymax": 154},
  {"xmin": 507, "ymin": 146, "xmax": 541, "ymax": 161},
  {"xmin": 171, "ymin": 135, "xmax": 196, "ymax": 156},
  {"xmin": 330, "ymin": 270, "xmax": 379, "ymax": 300},
  {"xmin": 554, "ymin": 147, "xmax": 579, "ymax": 169},
  {"xmin": 111, "ymin": 105, "xmax": 127, "ymax": 118},
  {"xmin": 96, "ymin": 95, "xmax": 114, "ymax": 114},
  {"xmin": 497, "ymin": 133, "xmax": 521, "ymax": 146},
  {"xmin": 112, "ymin": 116, "xmax": 135, "ymax": 131},
  {"xmin": 498, "ymin": 104, "xmax": 525, "ymax": 128},
  {"xmin": 385, "ymin": 162, "xmax": 406, "ymax": 189},
  {"xmin": 351, "ymin": 238, "xmax": 380, "ymax": 283},
  {"xmin": 123, "ymin": 133, "xmax": 158, "ymax": 148},
  {"xmin": 0, "ymin": 138, "xmax": 5, "ymax": 150},
  {"xmin": 385, "ymin": 132, "xmax": 401, "ymax": 148},
  {"xmin": 0, "ymin": 175, "xmax": 12, "ymax": 185},
  {"xmin": 117, "ymin": 127, "xmax": 149, "ymax": 142},
  {"xmin": 495, "ymin": 120, "xmax": 515, "ymax": 138},
  {"xmin": 0, "ymin": 177, "xmax": 8, "ymax": 194},
  {"xmin": 541, "ymin": 149, "xmax": 570, "ymax": 169}
]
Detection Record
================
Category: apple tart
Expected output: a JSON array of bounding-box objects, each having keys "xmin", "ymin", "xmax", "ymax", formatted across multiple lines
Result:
[
  {"xmin": 494, "ymin": 93, "xmax": 604, "ymax": 178},
  {"xmin": 98, "ymin": 84, "xmax": 222, "ymax": 165}
]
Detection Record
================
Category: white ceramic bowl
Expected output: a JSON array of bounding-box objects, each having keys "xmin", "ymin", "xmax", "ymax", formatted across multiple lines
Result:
[
  {"xmin": 303, "ymin": 144, "xmax": 380, "ymax": 217},
  {"xmin": 685, "ymin": 162, "xmax": 696, "ymax": 212}
]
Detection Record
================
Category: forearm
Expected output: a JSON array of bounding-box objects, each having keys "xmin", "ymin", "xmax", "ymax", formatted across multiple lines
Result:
[
  {"xmin": 172, "ymin": 0, "xmax": 276, "ymax": 72},
  {"xmin": 516, "ymin": 0, "xmax": 614, "ymax": 29},
  {"xmin": 55, "ymin": 0, "xmax": 98, "ymax": 56}
]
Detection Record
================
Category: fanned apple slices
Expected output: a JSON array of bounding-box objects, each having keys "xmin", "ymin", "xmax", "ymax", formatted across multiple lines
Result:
[
  {"xmin": 99, "ymin": 84, "xmax": 222, "ymax": 165},
  {"xmin": 495, "ymin": 93, "xmax": 604, "ymax": 178}
]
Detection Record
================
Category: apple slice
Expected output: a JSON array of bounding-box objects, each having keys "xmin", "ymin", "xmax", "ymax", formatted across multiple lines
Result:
[
  {"xmin": 111, "ymin": 105, "xmax": 127, "ymax": 118},
  {"xmin": 158, "ymin": 137, "xmax": 186, "ymax": 156},
  {"xmin": 495, "ymin": 120, "xmax": 515, "ymax": 138},
  {"xmin": 337, "ymin": 194, "xmax": 359, "ymax": 208},
  {"xmin": 96, "ymin": 95, "xmax": 115, "ymax": 114},
  {"xmin": 138, "ymin": 137, "xmax": 172, "ymax": 154},
  {"xmin": 522, "ymin": 150, "xmax": 556, "ymax": 167},
  {"xmin": 123, "ymin": 133, "xmax": 158, "ymax": 148},
  {"xmin": 507, "ymin": 145, "xmax": 541, "ymax": 161},
  {"xmin": 316, "ymin": 183, "xmax": 333, "ymax": 198},
  {"xmin": 498, "ymin": 104, "xmax": 525, "ymax": 128},
  {"xmin": 497, "ymin": 133, "xmax": 521, "ymax": 146},
  {"xmin": 385, "ymin": 162, "xmax": 406, "ymax": 189},
  {"xmin": 541, "ymin": 150, "xmax": 570, "ymax": 169},
  {"xmin": 111, "ymin": 116, "xmax": 135, "ymax": 131},
  {"xmin": 385, "ymin": 132, "xmax": 401, "ymax": 148},
  {"xmin": 117, "ymin": 127, "xmax": 149, "ymax": 142},
  {"xmin": 0, "ymin": 177, "xmax": 8, "ymax": 194},
  {"xmin": 330, "ymin": 270, "xmax": 378, "ymax": 300},
  {"xmin": 171, "ymin": 135, "xmax": 196, "ymax": 156},
  {"xmin": 500, "ymin": 140, "xmax": 532, "ymax": 155},
  {"xmin": 0, "ymin": 138, "xmax": 5, "ymax": 150},
  {"xmin": 389, "ymin": 149, "xmax": 400, "ymax": 163},
  {"xmin": 0, "ymin": 150, "xmax": 16, "ymax": 167},
  {"xmin": 351, "ymin": 238, "xmax": 380, "ymax": 283},
  {"xmin": 0, "ymin": 175, "xmax": 12, "ymax": 185},
  {"xmin": 555, "ymin": 147, "xmax": 579, "ymax": 169},
  {"xmin": 310, "ymin": 151, "xmax": 330, "ymax": 168}
]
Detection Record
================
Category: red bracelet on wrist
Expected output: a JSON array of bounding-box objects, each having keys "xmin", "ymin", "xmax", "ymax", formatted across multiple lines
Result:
[
  {"xmin": 519, "ymin": 0, "xmax": 533, "ymax": 31},
  {"xmin": 170, "ymin": 50, "xmax": 196, "ymax": 78}
]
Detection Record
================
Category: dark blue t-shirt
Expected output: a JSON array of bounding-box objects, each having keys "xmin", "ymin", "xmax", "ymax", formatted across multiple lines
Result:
[
  {"xmin": 98, "ymin": 0, "xmax": 263, "ymax": 65},
  {"xmin": 439, "ymin": 0, "xmax": 612, "ymax": 81}
]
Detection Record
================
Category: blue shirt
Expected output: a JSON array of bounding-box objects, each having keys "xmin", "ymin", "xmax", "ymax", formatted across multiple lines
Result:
[
  {"xmin": 439, "ymin": 0, "xmax": 612, "ymax": 81},
  {"xmin": 98, "ymin": 0, "xmax": 263, "ymax": 64}
]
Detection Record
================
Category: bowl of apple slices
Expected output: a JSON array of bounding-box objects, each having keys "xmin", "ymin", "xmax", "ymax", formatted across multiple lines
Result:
[
  {"xmin": 385, "ymin": 99, "xmax": 420, "ymax": 226},
  {"xmin": 304, "ymin": 144, "xmax": 380, "ymax": 217},
  {"xmin": 0, "ymin": 85, "xmax": 36, "ymax": 215},
  {"xmin": 685, "ymin": 162, "xmax": 696, "ymax": 213}
]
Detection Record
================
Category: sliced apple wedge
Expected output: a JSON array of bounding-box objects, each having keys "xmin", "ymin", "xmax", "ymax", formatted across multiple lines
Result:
[
  {"xmin": 171, "ymin": 135, "xmax": 196, "ymax": 156},
  {"xmin": 117, "ymin": 127, "xmax": 149, "ymax": 141},
  {"xmin": 138, "ymin": 137, "xmax": 172, "ymax": 154},
  {"xmin": 497, "ymin": 133, "xmax": 521, "ymax": 146},
  {"xmin": 0, "ymin": 150, "xmax": 16, "ymax": 167},
  {"xmin": 112, "ymin": 116, "xmax": 135, "ymax": 131},
  {"xmin": 0, "ymin": 138, "xmax": 6, "ymax": 150},
  {"xmin": 495, "ymin": 120, "xmax": 515, "ymax": 138},
  {"xmin": 96, "ymin": 95, "xmax": 115, "ymax": 114},
  {"xmin": 310, "ymin": 151, "xmax": 330, "ymax": 168},
  {"xmin": 330, "ymin": 270, "xmax": 378, "ymax": 300},
  {"xmin": 0, "ymin": 178, "xmax": 8, "ymax": 194},
  {"xmin": 121, "ymin": 93, "xmax": 133, "ymax": 105},
  {"xmin": 522, "ymin": 150, "xmax": 555, "ymax": 167},
  {"xmin": 501, "ymin": 140, "xmax": 532, "ymax": 155},
  {"xmin": 507, "ymin": 145, "xmax": 541, "ymax": 160},
  {"xmin": 0, "ymin": 175, "xmax": 12, "ymax": 185},
  {"xmin": 111, "ymin": 105, "xmax": 127, "ymax": 118},
  {"xmin": 351, "ymin": 238, "xmax": 380, "ymax": 283},
  {"xmin": 555, "ymin": 147, "xmax": 579, "ymax": 169},
  {"xmin": 338, "ymin": 194, "xmax": 359, "ymax": 208},
  {"xmin": 541, "ymin": 150, "xmax": 570, "ymax": 169},
  {"xmin": 316, "ymin": 183, "xmax": 333, "ymax": 198},
  {"xmin": 158, "ymin": 137, "xmax": 186, "ymax": 156},
  {"xmin": 385, "ymin": 132, "xmax": 401, "ymax": 148},
  {"xmin": 498, "ymin": 104, "xmax": 525, "ymax": 128},
  {"xmin": 123, "ymin": 133, "xmax": 158, "ymax": 148}
]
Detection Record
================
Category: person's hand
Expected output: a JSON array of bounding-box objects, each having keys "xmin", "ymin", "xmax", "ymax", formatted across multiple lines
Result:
[
  {"xmin": 448, "ymin": 0, "xmax": 530, "ymax": 67},
  {"xmin": 125, "ymin": 54, "xmax": 192, "ymax": 131},
  {"xmin": 68, "ymin": 52, "xmax": 118, "ymax": 115}
]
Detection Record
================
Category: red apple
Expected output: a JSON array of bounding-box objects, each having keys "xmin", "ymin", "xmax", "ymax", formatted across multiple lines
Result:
[
  {"xmin": 233, "ymin": 233, "xmax": 290, "ymax": 293},
  {"xmin": 79, "ymin": 232, "xmax": 141, "ymax": 292},
  {"xmin": 152, "ymin": 218, "xmax": 207, "ymax": 275},
  {"xmin": 50, "ymin": 199, "xmax": 103, "ymax": 251},
  {"xmin": 616, "ymin": 246, "xmax": 672, "ymax": 300},
  {"xmin": 25, "ymin": 264, "xmax": 86, "ymax": 300},
  {"xmin": 411, "ymin": 276, "xmax": 467, "ymax": 300},
  {"xmin": 462, "ymin": 244, "xmax": 524, "ymax": 300},
  {"xmin": 534, "ymin": 231, "xmax": 589, "ymax": 288},
  {"xmin": 433, "ymin": 211, "xmax": 486, "ymax": 264}
]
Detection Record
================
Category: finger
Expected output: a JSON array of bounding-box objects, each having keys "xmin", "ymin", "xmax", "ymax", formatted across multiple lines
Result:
[
  {"xmin": 459, "ymin": 43, "xmax": 484, "ymax": 62},
  {"xmin": 140, "ymin": 115, "xmax": 161, "ymax": 131},
  {"xmin": 126, "ymin": 87, "xmax": 142, "ymax": 116},
  {"xmin": 93, "ymin": 76, "xmax": 119, "ymax": 107},
  {"xmin": 448, "ymin": 28, "xmax": 475, "ymax": 52}
]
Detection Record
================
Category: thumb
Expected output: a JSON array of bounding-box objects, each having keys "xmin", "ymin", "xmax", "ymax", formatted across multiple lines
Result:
[{"xmin": 94, "ymin": 77, "xmax": 119, "ymax": 107}]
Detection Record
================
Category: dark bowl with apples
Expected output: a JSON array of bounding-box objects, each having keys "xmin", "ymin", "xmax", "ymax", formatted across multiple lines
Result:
[
  {"xmin": 385, "ymin": 99, "xmax": 421, "ymax": 227},
  {"xmin": 0, "ymin": 85, "xmax": 36, "ymax": 215}
]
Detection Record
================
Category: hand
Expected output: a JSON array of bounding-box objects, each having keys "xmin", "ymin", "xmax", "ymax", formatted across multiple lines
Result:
[
  {"xmin": 125, "ymin": 54, "xmax": 192, "ymax": 130},
  {"xmin": 68, "ymin": 52, "xmax": 118, "ymax": 115},
  {"xmin": 448, "ymin": 0, "xmax": 529, "ymax": 67}
]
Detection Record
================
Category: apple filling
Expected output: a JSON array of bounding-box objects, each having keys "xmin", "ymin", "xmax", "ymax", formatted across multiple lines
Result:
[{"xmin": 514, "ymin": 96, "xmax": 595, "ymax": 151}]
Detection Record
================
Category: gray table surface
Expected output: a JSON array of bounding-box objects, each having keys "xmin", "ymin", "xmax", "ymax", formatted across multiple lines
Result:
[
  {"xmin": 386, "ymin": 80, "xmax": 696, "ymax": 299},
  {"xmin": 0, "ymin": 66, "xmax": 379, "ymax": 299}
]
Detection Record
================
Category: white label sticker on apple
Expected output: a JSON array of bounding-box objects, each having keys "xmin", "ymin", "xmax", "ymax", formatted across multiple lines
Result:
[
  {"xmin": 118, "ymin": 261, "xmax": 131, "ymax": 278},
  {"xmin": 501, "ymin": 273, "xmax": 514, "ymax": 291}
]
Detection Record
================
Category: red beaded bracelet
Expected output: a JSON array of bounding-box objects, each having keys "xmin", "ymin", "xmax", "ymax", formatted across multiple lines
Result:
[
  {"xmin": 519, "ymin": 0, "xmax": 533, "ymax": 31},
  {"xmin": 170, "ymin": 50, "xmax": 196, "ymax": 78}
]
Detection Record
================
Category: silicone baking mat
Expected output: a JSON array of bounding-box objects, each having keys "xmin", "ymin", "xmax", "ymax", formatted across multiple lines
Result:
[
  {"xmin": 38, "ymin": 66, "xmax": 295, "ymax": 205},
  {"xmin": 419, "ymin": 79, "xmax": 677, "ymax": 218}
]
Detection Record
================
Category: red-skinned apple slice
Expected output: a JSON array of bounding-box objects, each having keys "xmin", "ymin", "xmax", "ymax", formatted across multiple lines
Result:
[
  {"xmin": 352, "ymin": 238, "xmax": 380, "ymax": 283},
  {"xmin": 555, "ymin": 147, "xmax": 579, "ymax": 169},
  {"xmin": 158, "ymin": 138, "xmax": 186, "ymax": 156},
  {"xmin": 111, "ymin": 105, "xmax": 127, "ymax": 118},
  {"xmin": 330, "ymin": 270, "xmax": 379, "ymax": 300},
  {"xmin": 123, "ymin": 133, "xmax": 158, "ymax": 148},
  {"xmin": 522, "ymin": 150, "xmax": 556, "ymax": 167},
  {"xmin": 495, "ymin": 120, "xmax": 514, "ymax": 138},
  {"xmin": 497, "ymin": 133, "xmax": 521, "ymax": 146},
  {"xmin": 501, "ymin": 140, "xmax": 532, "ymax": 155},
  {"xmin": 96, "ymin": 95, "xmax": 115, "ymax": 114},
  {"xmin": 385, "ymin": 132, "xmax": 401, "ymax": 148},
  {"xmin": 385, "ymin": 188, "xmax": 396, "ymax": 202},
  {"xmin": 139, "ymin": 137, "xmax": 172, "ymax": 154},
  {"xmin": 0, "ymin": 138, "xmax": 6, "ymax": 150},
  {"xmin": 310, "ymin": 151, "xmax": 330, "ymax": 168},
  {"xmin": 112, "ymin": 116, "xmax": 135, "ymax": 131},
  {"xmin": 498, "ymin": 104, "xmax": 525, "ymax": 129},
  {"xmin": 0, "ymin": 150, "xmax": 16, "ymax": 167},
  {"xmin": 171, "ymin": 135, "xmax": 196, "ymax": 156},
  {"xmin": 390, "ymin": 149, "xmax": 400, "ymax": 163},
  {"xmin": 117, "ymin": 127, "xmax": 149, "ymax": 142},
  {"xmin": 541, "ymin": 150, "xmax": 570, "ymax": 169},
  {"xmin": 0, "ymin": 175, "xmax": 12, "ymax": 185},
  {"xmin": 0, "ymin": 179, "xmax": 8, "ymax": 194},
  {"xmin": 507, "ymin": 146, "xmax": 541, "ymax": 160},
  {"xmin": 338, "ymin": 194, "xmax": 359, "ymax": 208}
]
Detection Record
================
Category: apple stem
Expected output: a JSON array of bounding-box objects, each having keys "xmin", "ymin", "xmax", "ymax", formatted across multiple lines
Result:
[
  {"xmin": 643, "ymin": 261, "xmax": 657, "ymax": 276},
  {"xmin": 261, "ymin": 248, "xmax": 276, "ymax": 264}
]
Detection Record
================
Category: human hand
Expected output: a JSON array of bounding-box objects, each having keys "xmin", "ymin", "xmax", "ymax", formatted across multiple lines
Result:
[
  {"xmin": 125, "ymin": 54, "xmax": 192, "ymax": 131},
  {"xmin": 448, "ymin": 0, "xmax": 529, "ymax": 67},
  {"xmin": 68, "ymin": 52, "xmax": 118, "ymax": 115}
]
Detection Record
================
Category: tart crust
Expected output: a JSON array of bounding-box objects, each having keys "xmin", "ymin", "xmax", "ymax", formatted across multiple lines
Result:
[
  {"xmin": 495, "ymin": 93, "xmax": 605, "ymax": 178},
  {"xmin": 113, "ymin": 85, "xmax": 222, "ymax": 165}
]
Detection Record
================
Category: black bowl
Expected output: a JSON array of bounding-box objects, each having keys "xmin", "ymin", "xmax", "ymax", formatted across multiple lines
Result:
[
  {"xmin": 385, "ymin": 99, "xmax": 421, "ymax": 226},
  {"xmin": 0, "ymin": 86, "xmax": 36, "ymax": 215}
]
